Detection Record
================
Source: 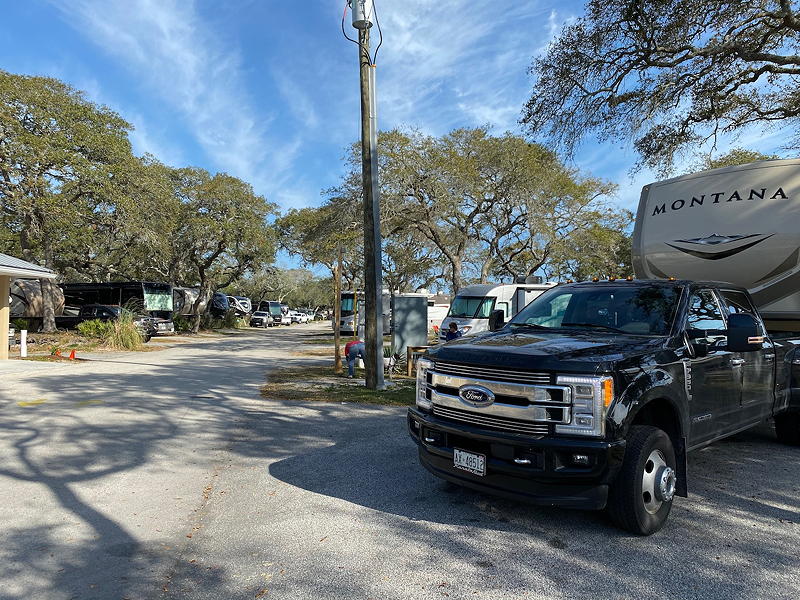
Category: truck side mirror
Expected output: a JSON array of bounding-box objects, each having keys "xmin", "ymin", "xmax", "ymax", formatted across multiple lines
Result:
[
  {"xmin": 727, "ymin": 313, "xmax": 763, "ymax": 352},
  {"xmin": 488, "ymin": 309, "xmax": 505, "ymax": 331}
]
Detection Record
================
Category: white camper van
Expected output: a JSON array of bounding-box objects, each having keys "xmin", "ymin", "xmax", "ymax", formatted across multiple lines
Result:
[
  {"xmin": 632, "ymin": 158, "xmax": 800, "ymax": 330},
  {"xmin": 439, "ymin": 281, "xmax": 556, "ymax": 341}
]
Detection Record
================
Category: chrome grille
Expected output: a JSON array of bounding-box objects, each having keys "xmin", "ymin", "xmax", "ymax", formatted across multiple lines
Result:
[
  {"xmin": 433, "ymin": 405, "xmax": 550, "ymax": 436},
  {"xmin": 433, "ymin": 361, "xmax": 551, "ymax": 385}
]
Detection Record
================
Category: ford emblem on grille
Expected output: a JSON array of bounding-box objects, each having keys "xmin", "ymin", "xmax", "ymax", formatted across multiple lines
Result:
[{"xmin": 458, "ymin": 385, "xmax": 495, "ymax": 408}]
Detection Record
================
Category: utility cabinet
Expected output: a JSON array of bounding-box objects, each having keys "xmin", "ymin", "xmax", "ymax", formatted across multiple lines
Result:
[{"xmin": 392, "ymin": 294, "xmax": 428, "ymax": 355}]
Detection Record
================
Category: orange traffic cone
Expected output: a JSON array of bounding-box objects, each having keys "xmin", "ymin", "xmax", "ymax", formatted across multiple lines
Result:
[{"xmin": 69, "ymin": 350, "xmax": 76, "ymax": 360}]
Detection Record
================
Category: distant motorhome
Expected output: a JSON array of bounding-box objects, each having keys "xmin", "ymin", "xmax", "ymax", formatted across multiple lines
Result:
[
  {"xmin": 439, "ymin": 281, "xmax": 556, "ymax": 341},
  {"xmin": 61, "ymin": 281, "xmax": 175, "ymax": 333}
]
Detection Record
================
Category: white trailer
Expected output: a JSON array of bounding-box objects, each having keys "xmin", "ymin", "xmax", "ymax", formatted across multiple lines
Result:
[
  {"xmin": 632, "ymin": 158, "xmax": 800, "ymax": 330},
  {"xmin": 439, "ymin": 281, "xmax": 556, "ymax": 341}
]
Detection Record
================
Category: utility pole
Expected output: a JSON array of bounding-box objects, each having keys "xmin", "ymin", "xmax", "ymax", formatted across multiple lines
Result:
[
  {"xmin": 352, "ymin": 0, "xmax": 385, "ymax": 389},
  {"xmin": 333, "ymin": 244, "xmax": 343, "ymax": 374}
]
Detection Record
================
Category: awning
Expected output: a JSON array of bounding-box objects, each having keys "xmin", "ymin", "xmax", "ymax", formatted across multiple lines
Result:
[{"xmin": 0, "ymin": 253, "xmax": 56, "ymax": 279}]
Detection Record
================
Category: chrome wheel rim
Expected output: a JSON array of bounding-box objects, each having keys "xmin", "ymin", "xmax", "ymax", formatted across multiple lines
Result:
[{"xmin": 641, "ymin": 449, "xmax": 674, "ymax": 514}]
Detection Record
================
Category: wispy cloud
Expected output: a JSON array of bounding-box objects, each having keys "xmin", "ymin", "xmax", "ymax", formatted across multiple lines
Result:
[
  {"xmin": 272, "ymin": 68, "xmax": 320, "ymax": 130},
  {"xmin": 53, "ymin": 0, "xmax": 286, "ymax": 194},
  {"xmin": 373, "ymin": 1, "xmax": 562, "ymax": 133}
]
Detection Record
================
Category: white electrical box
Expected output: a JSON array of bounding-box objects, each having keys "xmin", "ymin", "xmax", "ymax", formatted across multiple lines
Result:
[{"xmin": 351, "ymin": 0, "xmax": 374, "ymax": 29}]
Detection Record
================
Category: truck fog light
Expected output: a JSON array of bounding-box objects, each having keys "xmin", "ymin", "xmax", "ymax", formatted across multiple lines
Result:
[{"xmin": 575, "ymin": 415, "xmax": 593, "ymax": 427}]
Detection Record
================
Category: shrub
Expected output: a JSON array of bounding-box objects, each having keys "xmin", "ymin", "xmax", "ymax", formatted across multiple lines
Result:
[
  {"xmin": 108, "ymin": 311, "xmax": 144, "ymax": 350},
  {"xmin": 76, "ymin": 316, "xmax": 143, "ymax": 350},
  {"xmin": 11, "ymin": 318, "xmax": 28, "ymax": 331},
  {"xmin": 173, "ymin": 314, "xmax": 192, "ymax": 332},
  {"xmin": 222, "ymin": 309, "xmax": 239, "ymax": 329},
  {"xmin": 77, "ymin": 319, "xmax": 114, "ymax": 339}
]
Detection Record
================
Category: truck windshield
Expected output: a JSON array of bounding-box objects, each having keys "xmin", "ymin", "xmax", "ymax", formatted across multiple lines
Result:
[
  {"xmin": 510, "ymin": 285, "xmax": 681, "ymax": 336},
  {"xmin": 448, "ymin": 296, "xmax": 496, "ymax": 319},
  {"xmin": 268, "ymin": 303, "xmax": 282, "ymax": 317}
]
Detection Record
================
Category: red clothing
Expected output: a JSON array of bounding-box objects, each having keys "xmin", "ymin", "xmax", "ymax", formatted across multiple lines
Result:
[{"xmin": 345, "ymin": 340, "xmax": 363, "ymax": 355}]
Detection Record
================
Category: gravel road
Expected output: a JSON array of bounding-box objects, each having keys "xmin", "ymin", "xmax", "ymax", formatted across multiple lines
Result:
[{"xmin": 0, "ymin": 323, "xmax": 798, "ymax": 600}]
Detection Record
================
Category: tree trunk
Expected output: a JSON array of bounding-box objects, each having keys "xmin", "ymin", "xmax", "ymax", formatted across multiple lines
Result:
[
  {"xmin": 450, "ymin": 257, "xmax": 463, "ymax": 294},
  {"xmin": 40, "ymin": 244, "xmax": 57, "ymax": 333},
  {"xmin": 191, "ymin": 282, "xmax": 213, "ymax": 334},
  {"xmin": 479, "ymin": 256, "xmax": 493, "ymax": 284}
]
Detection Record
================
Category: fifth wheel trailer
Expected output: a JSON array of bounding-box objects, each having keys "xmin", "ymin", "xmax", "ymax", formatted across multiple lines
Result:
[{"xmin": 632, "ymin": 158, "xmax": 800, "ymax": 331}]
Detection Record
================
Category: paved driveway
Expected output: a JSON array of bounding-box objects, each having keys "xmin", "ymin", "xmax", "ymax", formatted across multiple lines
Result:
[{"xmin": 0, "ymin": 324, "xmax": 798, "ymax": 600}]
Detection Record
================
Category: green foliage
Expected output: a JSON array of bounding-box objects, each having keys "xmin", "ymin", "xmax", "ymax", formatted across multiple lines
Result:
[
  {"xmin": 327, "ymin": 127, "xmax": 621, "ymax": 292},
  {"xmin": 522, "ymin": 1, "xmax": 800, "ymax": 173},
  {"xmin": 695, "ymin": 149, "xmax": 781, "ymax": 172},
  {"xmin": 11, "ymin": 318, "xmax": 27, "ymax": 330},
  {"xmin": 77, "ymin": 319, "xmax": 115, "ymax": 339},
  {"xmin": 173, "ymin": 315, "xmax": 192, "ymax": 332},
  {"xmin": 76, "ymin": 316, "xmax": 142, "ymax": 350},
  {"xmin": 221, "ymin": 310, "xmax": 239, "ymax": 329}
]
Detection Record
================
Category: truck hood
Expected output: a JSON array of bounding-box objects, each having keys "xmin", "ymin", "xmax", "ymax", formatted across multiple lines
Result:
[{"xmin": 428, "ymin": 329, "xmax": 666, "ymax": 373}]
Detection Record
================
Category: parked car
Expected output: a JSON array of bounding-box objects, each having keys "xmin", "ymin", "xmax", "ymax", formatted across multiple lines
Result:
[
  {"xmin": 289, "ymin": 310, "xmax": 310, "ymax": 324},
  {"xmin": 249, "ymin": 311, "xmax": 273, "ymax": 328}
]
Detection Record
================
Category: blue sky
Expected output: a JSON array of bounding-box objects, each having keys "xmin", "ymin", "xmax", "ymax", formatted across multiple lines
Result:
[{"xmin": 1, "ymin": 0, "xmax": 787, "ymax": 267}]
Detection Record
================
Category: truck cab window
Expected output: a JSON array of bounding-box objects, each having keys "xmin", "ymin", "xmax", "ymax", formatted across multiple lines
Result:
[
  {"xmin": 720, "ymin": 289, "xmax": 765, "ymax": 335},
  {"xmin": 686, "ymin": 291, "xmax": 726, "ymax": 343}
]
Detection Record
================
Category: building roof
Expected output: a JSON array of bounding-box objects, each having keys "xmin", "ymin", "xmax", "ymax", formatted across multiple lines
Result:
[{"xmin": 0, "ymin": 253, "xmax": 56, "ymax": 279}]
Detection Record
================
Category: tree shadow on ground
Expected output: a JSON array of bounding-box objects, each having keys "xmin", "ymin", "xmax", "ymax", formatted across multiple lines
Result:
[{"xmin": 1, "ymin": 325, "xmax": 798, "ymax": 599}]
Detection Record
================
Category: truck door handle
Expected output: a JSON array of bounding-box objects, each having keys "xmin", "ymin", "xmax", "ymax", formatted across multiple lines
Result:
[
  {"xmin": 513, "ymin": 458, "xmax": 532, "ymax": 465},
  {"xmin": 731, "ymin": 358, "xmax": 745, "ymax": 367},
  {"xmin": 764, "ymin": 354, "xmax": 775, "ymax": 361}
]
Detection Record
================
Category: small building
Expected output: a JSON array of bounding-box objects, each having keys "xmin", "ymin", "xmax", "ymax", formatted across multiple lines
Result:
[{"xmin": 0, "ymin": 253, "xmax": 56, "ymax": 360}]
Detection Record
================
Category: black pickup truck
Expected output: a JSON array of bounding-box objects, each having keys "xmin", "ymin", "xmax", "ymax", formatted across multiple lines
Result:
[{"xmin": 408, "ymin": 279, "xmax": 800, "ymax": 534}]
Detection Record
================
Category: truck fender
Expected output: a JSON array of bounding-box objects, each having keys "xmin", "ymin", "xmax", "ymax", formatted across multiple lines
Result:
[{"xmin": 616, "ymin": 370, "xmax": 690, "ymax": 497}]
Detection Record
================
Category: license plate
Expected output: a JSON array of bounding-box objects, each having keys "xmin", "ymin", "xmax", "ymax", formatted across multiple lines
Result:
[{"xmin": 453, "ymin": 448, "xmax": 486, "ymax": 476}]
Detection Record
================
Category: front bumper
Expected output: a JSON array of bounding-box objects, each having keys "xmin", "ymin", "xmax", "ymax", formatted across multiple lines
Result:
[
  {"xmin": 408, "ymin": 407, "xmax": 625, "ymax": 510},
  {"xmin": 155, "ymin": 321, "xmax": 175, "ymax": 334}
]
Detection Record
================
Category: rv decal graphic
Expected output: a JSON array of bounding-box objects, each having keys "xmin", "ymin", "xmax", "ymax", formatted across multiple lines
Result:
[
  {"xmin": 665, "ymin": 233, "xmax": 774, "ymax": 260},
  {"xmin": 651, "ymin": 187, "xmax": 788, "ymax": 216}
]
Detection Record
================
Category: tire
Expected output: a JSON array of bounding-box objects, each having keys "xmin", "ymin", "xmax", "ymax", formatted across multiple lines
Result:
[
  {"xmin": 775, "ymin": 411, "xmax": 800, "ymax": 446},
  {"xmin": 607, "ymin": 425, "xmax": 677, "ymax": 535}
]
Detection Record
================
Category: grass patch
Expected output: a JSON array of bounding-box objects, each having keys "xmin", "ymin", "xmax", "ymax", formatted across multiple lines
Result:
[
  {"xmin": 20, "ymin": 355, "xmax": 85, "ymax": 363},
  {"xmin": 261, "ymin": 364, "xmax": 415, "ymax": 406}
]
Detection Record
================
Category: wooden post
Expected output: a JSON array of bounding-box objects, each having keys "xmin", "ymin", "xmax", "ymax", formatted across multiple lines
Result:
[
  {"xmin": 358, "ymin": 26, "xmax": 385, "ymax": 390},
  {"xmin": 0, "ymin": 275, "xmax": 10, "ymax": 360},
  {"xmin": 333, "ymin": 246, "xmax": 343, "ymax": 374}
]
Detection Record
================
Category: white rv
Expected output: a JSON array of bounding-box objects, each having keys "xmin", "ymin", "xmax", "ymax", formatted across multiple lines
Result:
[
  {"xmin": 439, "ymin": 281, "xmax": 556, "ymax": 341},
  {"xmin": 632, "ymin": 158, "xmax": 800, "ymax": 330},
  {"xmin": 336, "ymin": 290, "xmax": 391, "ymax": 335}
]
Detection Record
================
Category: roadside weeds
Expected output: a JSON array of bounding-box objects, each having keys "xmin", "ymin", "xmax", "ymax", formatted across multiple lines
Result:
[{"xmin": 261, "ymin": 364, "xmax": 415, "ymax": 406}]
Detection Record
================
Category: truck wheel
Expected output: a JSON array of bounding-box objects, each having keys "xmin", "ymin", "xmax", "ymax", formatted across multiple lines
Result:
[
  {"xmin": 607, "ymin": 425, "xmax": 676, "ymax": 535},
  {"xmin": 775, "ymin": 411, "xmax": 800, "ymax": 446}
]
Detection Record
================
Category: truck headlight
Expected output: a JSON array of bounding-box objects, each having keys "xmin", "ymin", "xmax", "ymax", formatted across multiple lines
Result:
[
  {"xmin": 416, "ymin": 358, "xmax": 433, "ymax": 410},
  {"xmin": 555, "ymin": 375, "xmax": 613, "ymax": 437}
]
